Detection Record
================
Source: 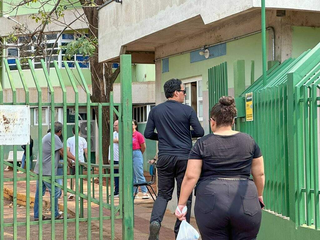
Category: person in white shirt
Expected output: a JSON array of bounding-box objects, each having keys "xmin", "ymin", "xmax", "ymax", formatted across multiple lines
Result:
[
  {"xmin": 67, "ymin": 126, "xmax": 88, "ymax": 200},
  {"xmin": 108, "ymin": 120, "xmax": 119, "ymax": 197}
]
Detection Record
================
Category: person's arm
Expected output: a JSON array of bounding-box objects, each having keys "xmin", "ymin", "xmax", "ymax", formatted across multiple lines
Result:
[
  {"xmin": 175, "ymin": 159, "xmax": 202, "ymax": 221},
  {"xmin": 251, "ymin": 156, "xmax": 265, "ymax": 203},
  {"xmin": 140, "ymin": 143, "xmax": 146, "ymax": 154},
  {"xmin": 84, "ymin": 148, "xmax": 88, "ymax": 160},
  {"xmin": 59, "ymin": 148, "xmax": 76, "ymax": 161},
  {"xmin": 189, "ymin": 110, "xmax": 204, "ymax": 138},
  {"xmin": 144, "ymin": 111, "xmax": 158, "ymax": 140}
]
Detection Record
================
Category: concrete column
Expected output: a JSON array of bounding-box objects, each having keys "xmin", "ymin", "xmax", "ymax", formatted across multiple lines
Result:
[{"xmin": 155, "ymin": 60, "xmax": 164, "ymax": 104}]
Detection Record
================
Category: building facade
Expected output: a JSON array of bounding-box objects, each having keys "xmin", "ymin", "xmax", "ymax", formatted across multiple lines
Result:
[
  {"xmin": 0, "ymin": 1, "xmax": 157, "ymax": 166},
  {"xmin": 98, "ymin": 1, "xmax": 320, "ymax": 238}
]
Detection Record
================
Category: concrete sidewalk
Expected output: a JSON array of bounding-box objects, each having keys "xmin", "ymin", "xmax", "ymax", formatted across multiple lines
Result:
[{"xmin": 3, "ymin": 170, "xmax": 198, "ymax": 239}]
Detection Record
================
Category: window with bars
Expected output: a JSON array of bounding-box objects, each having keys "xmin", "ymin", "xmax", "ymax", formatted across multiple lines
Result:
[
  {"xmin": 133, "ymin": 105, "xmax": 155, "ymax": 123},
  {"xmin": 33, "ymin": 108, "xmax": 64, "ymax": 125},
  {"xmin": 6, "ymin": 33, "xmax": 90, "ymax": 70}
]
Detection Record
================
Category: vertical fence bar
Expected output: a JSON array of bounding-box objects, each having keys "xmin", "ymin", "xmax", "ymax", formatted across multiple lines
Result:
[
  {"xmin": 41, "ymin": 59, "xmax": 57, "ymax": 239},
  {"xmin": 54, "ymin": 61, "xmax": 68, "ymax": 239},
  {"xmin": 278, "ymin": 85, "xmax": 284, "ymax": 215},
  {"xmin": 312, "ymin": 83, "xmax": 319, "ymax": 229},
  {"xmin": 110, "ymin": 92, "xmax": 115, "ymax": 239},
  {"xmin": 273, "ymin": 88, "xmax": 279, "ymax": 214},
  {"xmin": 283, "ymin": 84, "xmax": 289, "ymax": 217},
  {"xmin": 4, "ymin": 59, "xmax": 18, "ymax": 239},
  {"xmin": 118, "ymin": 106, "xmax": 123, "ymax": 218},
  {"xmin": 297, "ymin": 86, "xmax": 305, "ymax": 225},
  {"xmin": 251, "ymin": 60, "xmax": 255, "ymax": 85},
  {"xmin": 261, "ymin": 0, "xmax": 267, "ymax": 86},
  {"xmin": 75, "ymin": 61, "xmax": 93, "ymax": 239},
  {"xmin": 98, "ymin": 103, "xmax": 104, "ymax": 239},
  {"xmin": 64, "ymin": 62, "xmax": 80, "ymax": 239},
  {"xmin": 308, "ymin": 85, "xmax": 315, "ymax": 223},
  {"xmin": 0, "ymin": 60, "xmax": 4, "ymax": 240},
  {"xmin": 287, "ymin": 71, "xmax": 299, "ymax": 226},
  {"xmin": 263, "ymin": 90, "xmax": 271, "ymax": 208},
  {"xmin": 120, "ymin": 54, "xmax": 134, "ymax": 240},
  {"xmin": 303, "ymin": 85, "xmax": 312, "ymax": 225},
  {"xmin": 16, "ymin": 59, "xmax": 31, "ymax": 240},
  {"xmin": 29, "ymin": 59, "xmax": 44, "ymax": 239},
  {"xmin": 268, "ymin": 89, "xmax": 275, "ymax": 211}
]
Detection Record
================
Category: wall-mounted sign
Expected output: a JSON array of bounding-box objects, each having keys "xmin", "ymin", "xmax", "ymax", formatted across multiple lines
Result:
[
  {"xmin": 245, "ymin": 93, "xmax": 253, "ymax": 121},
  {"xmin": 0, "ymin": 105, "xmax": 30, "ymax": 145}
]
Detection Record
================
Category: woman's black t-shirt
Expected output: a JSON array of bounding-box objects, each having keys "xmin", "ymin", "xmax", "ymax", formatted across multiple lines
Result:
[{"xmin": 188, "ymin": 132, "xmax": 262, "ymax": 180}]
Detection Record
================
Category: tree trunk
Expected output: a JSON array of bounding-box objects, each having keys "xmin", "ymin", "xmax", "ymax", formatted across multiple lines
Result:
[{"xmin": 81, "ymin": 0, "xmax": 117, "ymax": 164}]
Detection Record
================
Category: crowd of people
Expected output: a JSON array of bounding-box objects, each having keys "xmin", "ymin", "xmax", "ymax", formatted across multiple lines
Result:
[{"xmin": 27, "ymin": 77, "xmax": 265, "ymax": 239}]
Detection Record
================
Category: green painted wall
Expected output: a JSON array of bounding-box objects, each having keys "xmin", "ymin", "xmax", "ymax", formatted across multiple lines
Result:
[
  {"xmin": 135, "ymin": 64, "xmax": 155, "ymax": 82},
  {"xmin": 114, "ymin": 64, "xmax": 155, "ymax": 84},
  {"xmin": 3, "ymin": 0, "xmax": 81, "ymax": 16},
  {"xmin": 161, "ymin": 33, "xmax": 265, "ymax": 91},
  {"xmin": 137, "ymin": 123, "xmax": 157, "ymax": 172},
  {"xmin": 258, "ymin": 211, "xmax": 320, "ymax": 239},
  {"xmin": 292, "ymin": 26, "xmax": 320, "ymax": 58}
]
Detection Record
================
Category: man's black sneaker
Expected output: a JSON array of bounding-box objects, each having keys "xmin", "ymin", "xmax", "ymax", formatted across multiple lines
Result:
[{"xmin": 148, "ymin": 221, "xmax": 160, "ymax": 240}]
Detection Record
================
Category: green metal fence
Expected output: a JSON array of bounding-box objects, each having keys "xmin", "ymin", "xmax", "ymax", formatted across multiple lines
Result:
[
  {"xmin": 0, "ymin": 55, "xmax": 134, "ymax": 239},
  {"xmin": 238, "ymin": 43, "xmax": 320, "ymax": 230},
  {"xmin": 208, "ymin": 62, "xmax": 228, "ymax": 112}
]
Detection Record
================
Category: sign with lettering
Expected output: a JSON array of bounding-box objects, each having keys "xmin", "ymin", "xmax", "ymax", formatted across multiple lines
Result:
[
  {"xmin": 245, "ymin": 93, "xmax": 253, "ymax": 121},
  {"xmin": 0, "ymin": 105, "xmax": 30, "ymax": 145}
]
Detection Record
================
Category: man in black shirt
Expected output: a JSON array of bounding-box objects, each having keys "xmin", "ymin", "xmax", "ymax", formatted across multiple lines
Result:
[{"xmin": 145, "ymin": 78, "xmax": 204, "ymax": 239}]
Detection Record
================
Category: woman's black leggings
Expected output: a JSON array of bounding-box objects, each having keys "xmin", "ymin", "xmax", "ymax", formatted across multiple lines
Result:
[{"xmin": 195, "ymin": 179, "xmax": 262, "ymax": 240}]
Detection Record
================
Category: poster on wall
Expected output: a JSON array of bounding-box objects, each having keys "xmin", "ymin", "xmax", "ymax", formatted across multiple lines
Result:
[
  {"xmin": 0, "ymin": 105, "xmax": 30, "ymax": 145},
  {"xmin": 245, "ymin": 93, "xmax": 253, "ymax": 121}
]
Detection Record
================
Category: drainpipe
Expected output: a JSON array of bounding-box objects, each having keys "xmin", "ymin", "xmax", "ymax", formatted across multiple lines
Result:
[{"xmin": 261, "ymin": 0, "xmax": 267, "ymax": 86}]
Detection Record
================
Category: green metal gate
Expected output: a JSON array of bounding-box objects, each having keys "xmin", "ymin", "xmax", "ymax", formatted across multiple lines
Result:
[
  {"xmin": 208, "ymin": 62, "xmax": 228, "ymax": 111},
  {"xmin": 238, "ymin": 43, "xmax": 320, "ymax": 231},
  {"xmin": 0, "ymin": 55, "xmax": 134, "ymax": 239}
]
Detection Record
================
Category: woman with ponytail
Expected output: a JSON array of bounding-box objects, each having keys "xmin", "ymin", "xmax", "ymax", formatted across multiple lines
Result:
[{"xmin": 175, "ymin": 96, "xmax": 265, "ymax": 240}]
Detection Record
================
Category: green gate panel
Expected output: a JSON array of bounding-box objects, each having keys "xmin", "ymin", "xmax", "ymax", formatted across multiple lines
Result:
[
  {"xmin": 234, "ymin": 43, "xmax": 320, "ymax": 235},
  {"xmin": 0, "ymin": 57, "xmax": 133, "ymax": 240}
]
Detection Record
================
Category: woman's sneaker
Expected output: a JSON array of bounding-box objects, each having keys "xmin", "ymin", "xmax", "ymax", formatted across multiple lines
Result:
[{"xmin": 142, "ymin": 193, "xmax": 151, "ymax": 199}]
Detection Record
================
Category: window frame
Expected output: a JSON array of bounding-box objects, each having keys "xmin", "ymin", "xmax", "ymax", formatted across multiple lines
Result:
[
  {"xmin": 182, "ymin": 76, "xmax": 203, "ymax": 122},
  {"xmin": 5, "ymin": 32, "xmax": 90, "ymax": 70}
]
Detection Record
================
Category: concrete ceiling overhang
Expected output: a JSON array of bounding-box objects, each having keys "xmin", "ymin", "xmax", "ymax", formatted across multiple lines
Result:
[
  {"xmin": 109, "ymin": 15, "xmax": 213, "ymax": 64},
  {"xmin": 98, "ymin": 0, "xmax": 320, "ymax": 64}
]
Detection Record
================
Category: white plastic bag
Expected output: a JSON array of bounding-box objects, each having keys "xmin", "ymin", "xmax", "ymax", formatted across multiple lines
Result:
[
  {"xmin": 176, "ymin": 206, "xmax": 200, "ymax": 240},
  {"xmin": 176, "ymin": 220, "xmax": 200, "ymax": 240}
]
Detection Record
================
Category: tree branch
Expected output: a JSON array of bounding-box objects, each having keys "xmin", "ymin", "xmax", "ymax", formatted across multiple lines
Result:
[{"xmin": 110, "ymin": 66, "xmax": 120, "ymax": 84}]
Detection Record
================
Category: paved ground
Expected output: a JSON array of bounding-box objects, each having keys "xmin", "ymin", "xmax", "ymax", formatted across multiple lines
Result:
[
  {"xmin": 2, "ymin": 169, "xmax": 199, "ymax": 239},
  {"xmin": 3, "ymin": 198, "xmax": 109, "ymax": 240}
]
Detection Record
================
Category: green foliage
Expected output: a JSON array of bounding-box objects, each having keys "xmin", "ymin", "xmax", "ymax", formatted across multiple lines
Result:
[
  {"xmin": 6, "ymin": 34, "xmax": 18, "ymax": 44},
  {"xmin": 30, "ymin": 2, "xmax": 66, "ymax": 24},
  {"xmin": 61, "ymin": 36, "xmax": 97, "ymax": 60}
]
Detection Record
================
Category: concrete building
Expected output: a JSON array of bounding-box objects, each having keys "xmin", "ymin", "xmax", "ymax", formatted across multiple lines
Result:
[
  {"xmin": 98, "ymin": 1, "xmax": 320, "ymax": 238},
  {"xmin": 0, "ymin": 1, "xmax": 157, "ymax": 165},
  {"xmin": 98, "ymin": 0, "xmax": 320, "ymax": 131}
]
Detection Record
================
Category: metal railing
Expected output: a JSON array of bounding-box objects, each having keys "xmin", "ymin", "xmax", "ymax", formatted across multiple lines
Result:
[
  {"xmin": 0, "ymin": 55, "xmax": 134, "ymax": 239},
  {"xmin": 239, "ymin": 43, "xmax": 320, "ymax": 230}
]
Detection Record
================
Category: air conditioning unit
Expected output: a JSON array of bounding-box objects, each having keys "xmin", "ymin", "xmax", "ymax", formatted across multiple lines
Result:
[{"xmin": 79, "ymin": 120, "xmax": 96, "ymax": 152}]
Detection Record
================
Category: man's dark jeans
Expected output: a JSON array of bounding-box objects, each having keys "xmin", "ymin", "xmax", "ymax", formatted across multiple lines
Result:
[{"xmin": 150, "ymin": 155, "xmax": 192, "ymax": 237}]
